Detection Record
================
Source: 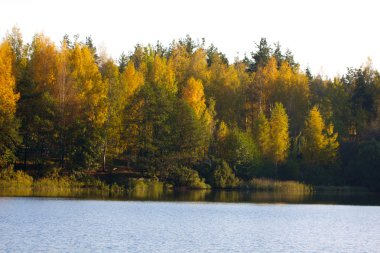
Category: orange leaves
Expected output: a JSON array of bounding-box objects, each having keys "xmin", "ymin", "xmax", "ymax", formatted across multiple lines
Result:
[
  {"xmin": 29, "ymin": 34, "xmax": 57, "ymax": 90},
  {"xmin": 150, "ymin": 55, "xmax": 176, "ymax": 93},
  {"xmin": 0, "ymin": 41, "xmax": 19, "ymax": 116},
  {"xmin": 67, "ymin": 43, "xmax": 108, "ymax": 126},
  {"xmin": 182, "ymin": 77, "xmax": 206, "ymax": 119},
  {"xmin": 121, "ymin": 61, "xmax": 144, "ymax": 100}
]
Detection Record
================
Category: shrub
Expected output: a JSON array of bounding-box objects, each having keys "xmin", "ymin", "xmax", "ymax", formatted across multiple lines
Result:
[
  {"xmin": 0, "ymin": 166, "xmax": 33, "ymax": 188},
  {"xmin": 212, "ymin": 161, "xmax": 240, "ymax": 188},
  {"xmin": 167, "ymin": 166, "xmax": 210, "ymax": 189}
]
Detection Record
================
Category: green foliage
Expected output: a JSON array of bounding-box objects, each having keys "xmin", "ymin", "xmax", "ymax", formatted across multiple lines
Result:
[
  {"xmin": 125, "ymin": 83, "xmax": 208, "ymax": 176},
  {"xmin": 222, "ymin": 127, "xmax": 262, "ymax": 179},
  {"xmin": 1, "ymin": 31, "xmax": 380, "ymax": 191},
  {"xmin": 347, "ymin": 140, "xmax": 380, "ymax": 191},
  {"xmin": 212, "ymin": 161, "xmax": 240, "ymax": 188},
  {"xmin": 167, "ymin": 166, "xmax": 209, "ymax": 189}
]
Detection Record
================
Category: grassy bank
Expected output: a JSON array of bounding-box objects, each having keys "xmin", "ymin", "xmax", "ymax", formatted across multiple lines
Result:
[
  {"xmin": 6, "ymin": 168, "xmax": 367, "ymax": 197},
  {"xmin": 242, "ymin": 178, "xmax": 314, "ymax": 193},
  {"xmin": 0, "ymin": 167, "xmax": 176, "ymax": 197},
  {"xmin": 0, "ymin": 168, "xmax": 124, "ymax": 195}
]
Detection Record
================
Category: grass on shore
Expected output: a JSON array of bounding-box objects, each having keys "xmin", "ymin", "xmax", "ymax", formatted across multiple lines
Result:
[
  {"xmin": 0, "ymin": 167, "xmax": 125, "ymax": 195},
  {"xmin": 242, "ymin": 178, "xmax": 313, "ymax": 193},
  {"xmin": 0, "ymin": 167, "xmax": 329, "ymax": 195}
]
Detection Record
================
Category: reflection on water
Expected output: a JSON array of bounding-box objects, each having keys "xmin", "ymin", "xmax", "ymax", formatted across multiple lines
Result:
[{"xmin": 1, "ymin": 187, "xmax": 379, "ymax": 205}]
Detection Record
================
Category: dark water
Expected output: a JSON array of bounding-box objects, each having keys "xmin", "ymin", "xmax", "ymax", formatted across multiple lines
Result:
[
  {"xmin": 0, "ymin": 197, "xmax": 379, "ymax": 252},
  {"xmin": 1, "ymin": 187, "xmax": 380, "ymax": 205}
]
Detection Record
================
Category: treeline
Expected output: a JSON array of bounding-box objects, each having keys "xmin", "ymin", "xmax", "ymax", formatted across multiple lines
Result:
[{"xmin": 0, "ymin": 28, "xmax": 379, "ymax": 190}]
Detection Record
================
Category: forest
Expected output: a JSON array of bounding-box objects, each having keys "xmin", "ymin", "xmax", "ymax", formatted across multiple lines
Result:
[{"xmin": 1, "ymin": 27, "xmax": 379, "ymax": 191}]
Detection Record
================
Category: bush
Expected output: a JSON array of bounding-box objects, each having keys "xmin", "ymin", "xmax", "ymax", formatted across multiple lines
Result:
[
  {"xmin": 347, "ymin": 139, "xmax": 380, "ymax": 191},
  {"xmin": 167, "ymin": 166, "xmax": 210, "ymax": 189},
  {"xmin": 212, "ymin": 161, "xmax": 240, "ymax": 188},
  {"xmin": 0, "ymin": 166, "xmax": 33, "ymax": 188},
  {"xmin": 221, "ymin": 128, "xmax": 262, "ymax": 179}
]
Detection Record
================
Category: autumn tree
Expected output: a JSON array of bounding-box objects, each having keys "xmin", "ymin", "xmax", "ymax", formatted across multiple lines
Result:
[
  {"xmin": 206, "ymin": 54, "xmax": 242, "ymax": 125},
  {"xmin": 167, "ymin": 42, "xmax": 190, "ymax": 91},
  {"xmin": 244, "ymin": 57, "xmax": 277, "ymax": 131},
  {"xmin": 150, "ymin": 55, "xmax": 177, "ymax": 93},
  {"xmin": 182, "ymin": 77, "xmax": 207, "ymax": 119},
  {"xmin": 301, "ymin": 106, "xmax": 339, "ymax": 166},
  {"xmin": 0, "ymin": 41, "xmax": 20, "ymax": 167},
  {"xmin": 269, "ymin": 103, "xmax": 290, "ymax": 168},
  {"xmin": 253, "ymin": 111, "xmax": 271, "ymax": 159},
  {"xmin": 182, "ymin": 77, "xmax": 214, "ymax": 138},
  {"xmin": 64, "ymin": 42, "xmax": 108, "ymax": 169},
  {"xmin": 273, "ymin": 61, "xmax": 309, "ymax": 134},
  {"xmin": 22, "ymin": 34, "xmax": 58, "ymax": 165}
]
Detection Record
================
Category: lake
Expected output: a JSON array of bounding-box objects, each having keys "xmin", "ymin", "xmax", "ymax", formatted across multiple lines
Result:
[{"xmin": 1, "ymin": 194, "xmax": 380, "ymax": 252}]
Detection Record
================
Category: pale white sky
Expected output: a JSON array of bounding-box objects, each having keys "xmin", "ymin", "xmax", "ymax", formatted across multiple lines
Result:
[{"xmin": 1, "ymin": 0, "xmax": 379, "ymax": 77}]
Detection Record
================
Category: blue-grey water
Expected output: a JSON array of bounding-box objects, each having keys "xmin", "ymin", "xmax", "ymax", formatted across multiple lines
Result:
[{"xmin": 0, "ymin": 197, "xmax": 379, "ymax": 252}]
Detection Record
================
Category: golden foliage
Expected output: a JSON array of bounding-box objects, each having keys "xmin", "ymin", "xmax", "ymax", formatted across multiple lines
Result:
[
  {"xmin": 0, "ymin": 41, "xmax": 19, "ymax": 117},
  {"xmin": 269, "ymin": 103, "xmax": 290, "ymax": 165},
  {"xmin": 302, "ymin": 106, "xmax": 339, "ymax": 165},
  {"xmin": 182, "ymin": 77, "xmax": 206, "ymax": 119}
]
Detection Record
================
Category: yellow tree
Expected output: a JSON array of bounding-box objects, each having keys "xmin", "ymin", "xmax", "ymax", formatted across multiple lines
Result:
[
  {"xmin": 269, "ymin": 103, "xmax": 290, "ymax": 167},
  {"xmin": 0, "ymin": 40, "xmax": 20, "ymax": 166},
  {"xmin": 207, "ymin": 55, "xmax": 241, "ymax": 124},
  {"xmin": 188, "ymin": 48, "xmax": 210, "ymax": 84},
  {"xmin": 272, "ymin": 61, "xmax": 309, "ymax": 133},
  {"xmin": 120, "ymin": 61, "xmax": 144, "ymax": 103},
  {"xmin": 65, "ymin": 43, "xmax": 108, "ymax": 168},
  {"xmin": 70, "ymin": 43, "xmax": 108, "ymax": 126},
  {"xmin": 150, "ymin": 55, "xmax": 177, "ymax": 93},
  {"xmin": 182, "ymin": 77, "xmax": 206, "ymax": 119},
  {"xmin": 0, "ymin": 41, "xmax": 19, "ymax": 117},
  {"xmin": 169, "ymin": 43, "xmax": 190, "ymax": 90},
  {"xmin": 258, "ymin": 57, "xmax": 278, "ymax": 113},
  {"xmin": 118, "ymin": 60, "xmax": 144, "ymax": 154},
  {"xmin": 246, "ymin": 57, "xmax": 278, "ymax": 131},
  {"xmin": 301, "ymin": 106, "xmax": 339, "ymax": 166},
  {"xmin": 253, "ymin": 111, "xmax": 271, "ymax": 159},
  {"xmin": 29, "ymin": 34, "xmax": 57, "ymax": 91},
  {"xmin": 21, "ymin": 33, "xmax": 59, "ymax": 164},
  {"xmin": 182, "ymin": 77, "xmax": 214, "ymax": 152}
]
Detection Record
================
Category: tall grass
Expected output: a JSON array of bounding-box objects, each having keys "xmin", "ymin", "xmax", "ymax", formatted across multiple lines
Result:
[
  {"xmin": 243, "ymin": 178, "xmax": 313, "ymax": 193},
  {"xmin": 0, "ymin": 167, "xmax": 33, "ymax": 188},
  {"xmin": 1, "ymin": 168, "xmax": 313, "ymax": 198},
  {"xmin": 0, "ymin": 167, "xmax": 126, "ymax": 196},
  {"xmin": 127, "ymin": 178, "xmax": 166, "ymax": 196}
]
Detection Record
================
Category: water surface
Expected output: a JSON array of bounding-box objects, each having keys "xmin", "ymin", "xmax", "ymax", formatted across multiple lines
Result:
[{"xmin": 0, "ymin": 197, "xmax": 379, "ymax": 252}]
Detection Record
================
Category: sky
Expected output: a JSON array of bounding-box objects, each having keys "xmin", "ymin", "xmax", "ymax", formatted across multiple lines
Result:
[{"xmin": 1, "ymin": 0, "xmax": 379, "ymax": 77}]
